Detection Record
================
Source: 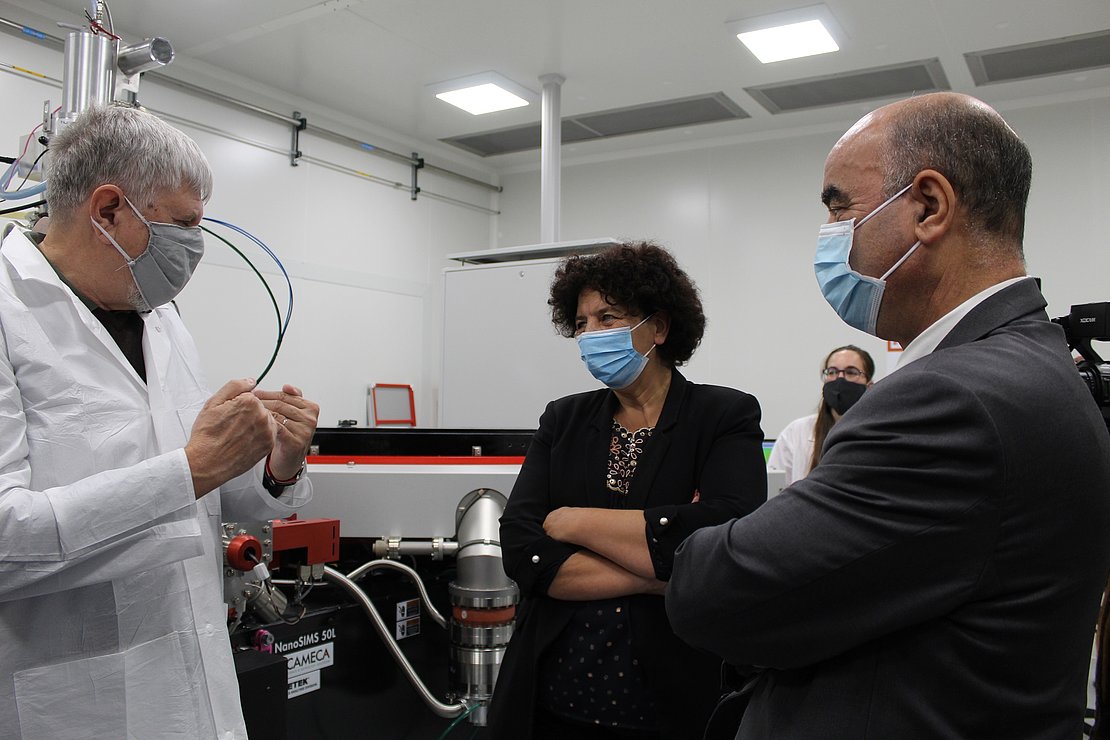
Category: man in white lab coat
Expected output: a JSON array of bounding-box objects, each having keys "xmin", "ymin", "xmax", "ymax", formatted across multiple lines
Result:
[{"xmin": 0, "ymin": 104, "xmax": 319, "ymax": 739}]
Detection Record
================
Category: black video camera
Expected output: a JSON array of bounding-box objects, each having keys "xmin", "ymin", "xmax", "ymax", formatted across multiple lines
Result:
[{"xmin": 1052, "ymin": 303, "xmax": 1110, "ymax": 427}]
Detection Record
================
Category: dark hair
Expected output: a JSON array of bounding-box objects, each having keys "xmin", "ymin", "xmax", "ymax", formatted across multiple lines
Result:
[
  {"xmin": 809, "ymin": 344, "xmax": 875, "ymax": 472},
  {"xmin": 549, "ymin": 242, "xmax": 705, "ymax": 366},
  {"xmin": 882, "ymin": 97, "xmax": 1032, "ymax": 245}
]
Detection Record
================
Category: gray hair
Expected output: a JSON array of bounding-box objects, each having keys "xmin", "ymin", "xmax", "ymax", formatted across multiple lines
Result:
[
  {"xmin": 46, "ymin": 104, "xmax": 212, "ymax": 223},
  {"xmin": 880, "ymin": 97, "xmax": 1032, "ymax": 246}
]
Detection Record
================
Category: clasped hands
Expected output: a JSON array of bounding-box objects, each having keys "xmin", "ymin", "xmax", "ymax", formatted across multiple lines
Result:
[
  {"xmin": 254, "ymin": 383, "xmax": 320, "ymax": 480},
  {"xmin": 185, "ymin": 378, "xmax": 321, "ymax": 497}
]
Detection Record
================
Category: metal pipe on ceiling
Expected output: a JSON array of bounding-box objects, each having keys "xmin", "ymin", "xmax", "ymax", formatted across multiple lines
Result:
[
  {"xmin": 0, "ymin": 15, "xmax": 501, "ymax": 195},
  {"xmin": 0, "ymin": 61, "xmax": 499, "ymax": 215}
]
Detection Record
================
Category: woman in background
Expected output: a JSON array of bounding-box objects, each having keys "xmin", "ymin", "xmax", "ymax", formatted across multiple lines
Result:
[
  {"xmin": 768, "ymin": 344, "xmax": 875, "ymax": 485},
  {"xmin": 489, "ymin": 242, "xmax": 766, "ymax": 740}
]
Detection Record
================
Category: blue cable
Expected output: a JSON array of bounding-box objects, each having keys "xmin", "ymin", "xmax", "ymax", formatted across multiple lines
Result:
[
  {"xmin": 0, "ymin": 159, "xmax": 47, "ymax": 200},
  {"xmin": 202, "ymin": 217, "xmax": 293, "ymax": 337}
]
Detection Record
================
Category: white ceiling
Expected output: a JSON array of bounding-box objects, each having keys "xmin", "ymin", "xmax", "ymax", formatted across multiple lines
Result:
[{"xmin": 3, "ymin": 0, "xmax": 1110, "ymax": 172}]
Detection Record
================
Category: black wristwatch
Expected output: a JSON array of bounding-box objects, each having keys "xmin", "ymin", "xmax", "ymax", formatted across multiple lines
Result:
[{"xmin": 262, "ymin": 457, "xmax": 306, "ymax": 497}]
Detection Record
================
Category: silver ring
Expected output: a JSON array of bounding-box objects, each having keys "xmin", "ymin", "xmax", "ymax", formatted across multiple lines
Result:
[{"xmin": 282, "ymin": 416, "xmax": 289, "ymax": 426}]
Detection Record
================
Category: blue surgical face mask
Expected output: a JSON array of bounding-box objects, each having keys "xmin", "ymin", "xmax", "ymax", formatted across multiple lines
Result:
[
  {"xmin": 814, "ymin": 183, "xmax": 921, "ymax": 335},
  {"xmin": 91, "ymin": 196, "xmax": 205, "ymax": 312},
  {"xmin": 577, "ymin": 315, "xmax": 656, "ymax": 390}
]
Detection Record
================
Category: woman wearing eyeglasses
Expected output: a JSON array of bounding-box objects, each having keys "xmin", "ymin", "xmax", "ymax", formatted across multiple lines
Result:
[{"xmin": 767, "ymin": 345, "xmax": 876, "ymax": 486}]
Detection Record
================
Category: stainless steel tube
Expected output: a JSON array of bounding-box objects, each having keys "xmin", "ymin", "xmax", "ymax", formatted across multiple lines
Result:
[
  {"xmin": 346, "ymin": 558, "xmax": 448, "ymax": 629},
  {"xmin": 322, "ymin": 566, "xmax": 469, "ymax": 719},
  {"xmin": 116, "ymin": 37, "xmax": 174, "ymax": 76}
]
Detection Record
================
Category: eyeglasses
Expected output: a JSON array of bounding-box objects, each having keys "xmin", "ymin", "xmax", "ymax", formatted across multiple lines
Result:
[{"xmin": 822, "ymin": 367, "xmax": 867, "ymax": 381}]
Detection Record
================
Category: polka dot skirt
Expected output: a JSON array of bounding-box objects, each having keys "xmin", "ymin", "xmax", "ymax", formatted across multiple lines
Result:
[{"xmin": 538, "ymin": 600, "xmax": 658, "ymax": 729}]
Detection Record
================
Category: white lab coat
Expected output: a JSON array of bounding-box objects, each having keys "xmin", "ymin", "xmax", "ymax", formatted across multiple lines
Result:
[
  {"xmin": 766, "ymin": 412, "xmax": 818, "ymax": 486},
  {"xmin": 0, "ymin": 225, "xmax": 311, "ymax": 740}
]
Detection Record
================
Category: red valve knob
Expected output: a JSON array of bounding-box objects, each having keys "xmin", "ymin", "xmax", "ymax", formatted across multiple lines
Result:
[{"xmin": 226, "ymin": 534, "xmax": 263, "ymax": 571}]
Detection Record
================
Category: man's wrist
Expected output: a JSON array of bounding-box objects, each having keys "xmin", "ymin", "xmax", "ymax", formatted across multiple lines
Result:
[{"xmin": 263, "ymin": 456, "xmax": 305, "ymax": 496}]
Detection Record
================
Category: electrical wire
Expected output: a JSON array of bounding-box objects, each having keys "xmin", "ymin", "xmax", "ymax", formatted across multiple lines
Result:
[
  {"xmin": 82, "ymin": 10, "xmax": 118, "ymax": 39},
  {"xmin": 276, "ymin": 601, "xmax": 307, "ymax": 625},
  {"xmin": 11, "ymin": 148, "xmax": 46, "ymax": 192},
  {"xmin": 101, "ymin": 0, "xmax": 114, "ymax": 36},
  {"xmin": 0, "ymin": 166, "xmax": 46, "ymax": 200},
  {"xmin": 295, "ymin": 580, "xmax": 315, "ymax": 603},
  {"xmin": 0, "ymin": 199, "xmax": 45, "ymax": 216},
  {"xmin": 203, "ymin": 217, "xmax": 293, "ymax": 334},
  {"xmin": 436, "ymin": 704, "xmax": 477, "ymax": 740},
  {"xmin": 12, "ymin": 122, "xmax": 39, "ymax": 163},
  {"xmin": 199, "ymin": 223, "xmax": 285, "ymax": 383},
  {"xmin": 0, "ymin": 169, "xmax": 44, "ymax": 199},
  {"xmin": 0, "ymin": 121, "xmax": 45, "ymax": 200},
  {"xmin": 0, "ymin": 110, "xmax": 57, "ymax": 201}
]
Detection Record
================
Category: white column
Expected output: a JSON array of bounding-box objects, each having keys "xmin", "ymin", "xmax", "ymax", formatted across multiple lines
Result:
[{"xmin": 539, "ymin": 73, "xmax": 565, "ymax": 244}]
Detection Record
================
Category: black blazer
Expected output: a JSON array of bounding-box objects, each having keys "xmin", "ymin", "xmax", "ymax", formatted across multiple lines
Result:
[
  {"xmin": 668, "ymin": 279, "xmax": 1110, "ymax": 739},
  {"xmin": 489, "ymin": 369, "xmax": 767, "ymax": 739}
]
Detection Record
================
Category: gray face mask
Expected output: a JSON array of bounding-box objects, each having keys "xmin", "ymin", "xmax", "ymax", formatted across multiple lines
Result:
[{"xmin": 91, "ymin": 196, "xmax": 205, "ymax": 312}]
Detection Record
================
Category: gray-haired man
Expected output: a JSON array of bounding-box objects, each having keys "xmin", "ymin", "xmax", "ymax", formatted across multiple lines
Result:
[{"xmin": 0, "ymin": 104, "xmax": 319, "ymax": 739}]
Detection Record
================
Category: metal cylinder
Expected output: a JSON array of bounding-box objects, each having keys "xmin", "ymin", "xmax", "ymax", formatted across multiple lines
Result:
[
  {"xmin": 447, "ymin": 490, "xmax": 519, "ymax": 725},
  {"xmin": 60, "ymin": 31, "xmax": 114, "ymax": 129},
  {"xmin": 117, "ymin": 37, "xmax": 174, "ymax": 76},
  {"xmin": 246, "ymin": 582, "xmax": 289, "ymax": 624}
]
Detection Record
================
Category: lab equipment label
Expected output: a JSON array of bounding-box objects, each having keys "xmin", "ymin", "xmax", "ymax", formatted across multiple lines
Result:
[
  {"xmin": 397, "ymin": 598, "xmax": 421, "ymax": 620},
  {"xmin": 288, "ymin": 670, "xmax": 321, "ymax": 699},
  {"xmin": 274, "ymin": 626, "xmax": 336, "ymax": 654},
  {"xmin": 285, "ymin": 641, "xmax": 334, "ymax": 678},
  {"xmin": 396, "ymin": 616, "xmax": 421, "ymax": 640}
]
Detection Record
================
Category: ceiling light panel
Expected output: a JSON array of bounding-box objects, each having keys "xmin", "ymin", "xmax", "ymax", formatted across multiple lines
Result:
[
  {"xmin": 436, "ymin": 84, "xmax": 529, "ymax": 115},
  {"xmin": 738, "ymin": 19, "xmax": 838, "ymax": 63},
  {"xmin": 727, "ymin": 4, "xmax": 844, "ymax": 64},
  {"xmin": 427, "ymin": 72, "xmax": 538, "ymax": 115}
]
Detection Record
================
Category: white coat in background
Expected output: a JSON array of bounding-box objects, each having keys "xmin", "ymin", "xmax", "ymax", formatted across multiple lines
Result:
[
  {"xmin": 0, "ymin": 225, "xmax": 312, "ymax": 740},
  {"xmin": 767, "ymin": 412, "xmax": 818, "ymax": 486}
]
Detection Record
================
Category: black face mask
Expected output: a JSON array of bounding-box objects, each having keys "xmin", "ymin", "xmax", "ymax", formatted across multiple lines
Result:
[{"xmin": 823, "ymin": 377, "xmax": 867, "ymax": 415}]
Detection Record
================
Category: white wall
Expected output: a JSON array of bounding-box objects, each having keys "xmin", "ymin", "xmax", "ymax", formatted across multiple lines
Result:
[
  {"xmin": 494, "ymin": 93, "xmax": 1110, "ymax": 438},
  {"xmin": 0, "ymin": 29, "xmax": 496, "ymax": 428},
  {"xmin": 5, "ymin": 22, "xmax": 1108, "ymax": 438}
]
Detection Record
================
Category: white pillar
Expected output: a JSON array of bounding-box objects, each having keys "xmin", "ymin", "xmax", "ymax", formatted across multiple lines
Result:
[{"xmin": 539, "ymin": 73, "xmax": 564, "ymax": 244}]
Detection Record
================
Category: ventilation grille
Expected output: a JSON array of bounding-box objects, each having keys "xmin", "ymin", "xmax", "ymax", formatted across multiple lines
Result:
[
  {"xmin": 965, "ymin": 29, "xmax": 1110, "ymax": 86},
  {"xmin": 745, "ymin": 59, "xmax": 950, "ymax": 114},
  {"xmin": 442, "ymin": 92, "xmax": 749, "ymax": 157}
]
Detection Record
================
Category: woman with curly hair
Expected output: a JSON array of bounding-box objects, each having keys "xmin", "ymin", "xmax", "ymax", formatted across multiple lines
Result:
[{"xmin": 489, "ymin": 242, "xmax": 767, "ymax": 739}]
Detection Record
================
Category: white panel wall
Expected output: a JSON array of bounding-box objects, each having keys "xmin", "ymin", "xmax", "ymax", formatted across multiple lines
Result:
[
  {"xmin": 5, "ymin": 22, "xmax": 1107, "ymax": 437},
  {"xmin": 495, "ymin": 94, "xmax": 1110, "ymax": 438},
  {"xmin": 0, "ymin": 30, "xmax": 496, "ymax": 428},
  {"xmin": 441, "ymin": 258, "xmax": 598, "ymax": 429}
]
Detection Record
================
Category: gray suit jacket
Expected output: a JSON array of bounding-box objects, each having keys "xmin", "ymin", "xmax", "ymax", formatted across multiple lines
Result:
[{"xmin": 667, "ymin": 278, "xmax": 1110, "ymax": 739}]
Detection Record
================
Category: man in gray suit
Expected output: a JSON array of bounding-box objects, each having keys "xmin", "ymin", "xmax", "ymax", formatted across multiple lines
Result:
[{"xmin": 666, "ymin": 92, "xmax": 1110, "ymax": 739}]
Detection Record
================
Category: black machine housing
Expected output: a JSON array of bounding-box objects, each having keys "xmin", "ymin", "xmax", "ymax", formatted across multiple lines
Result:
[{"xmin": 1052, "ymin": 302, "xmax": 1110, "ymax": 428}]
